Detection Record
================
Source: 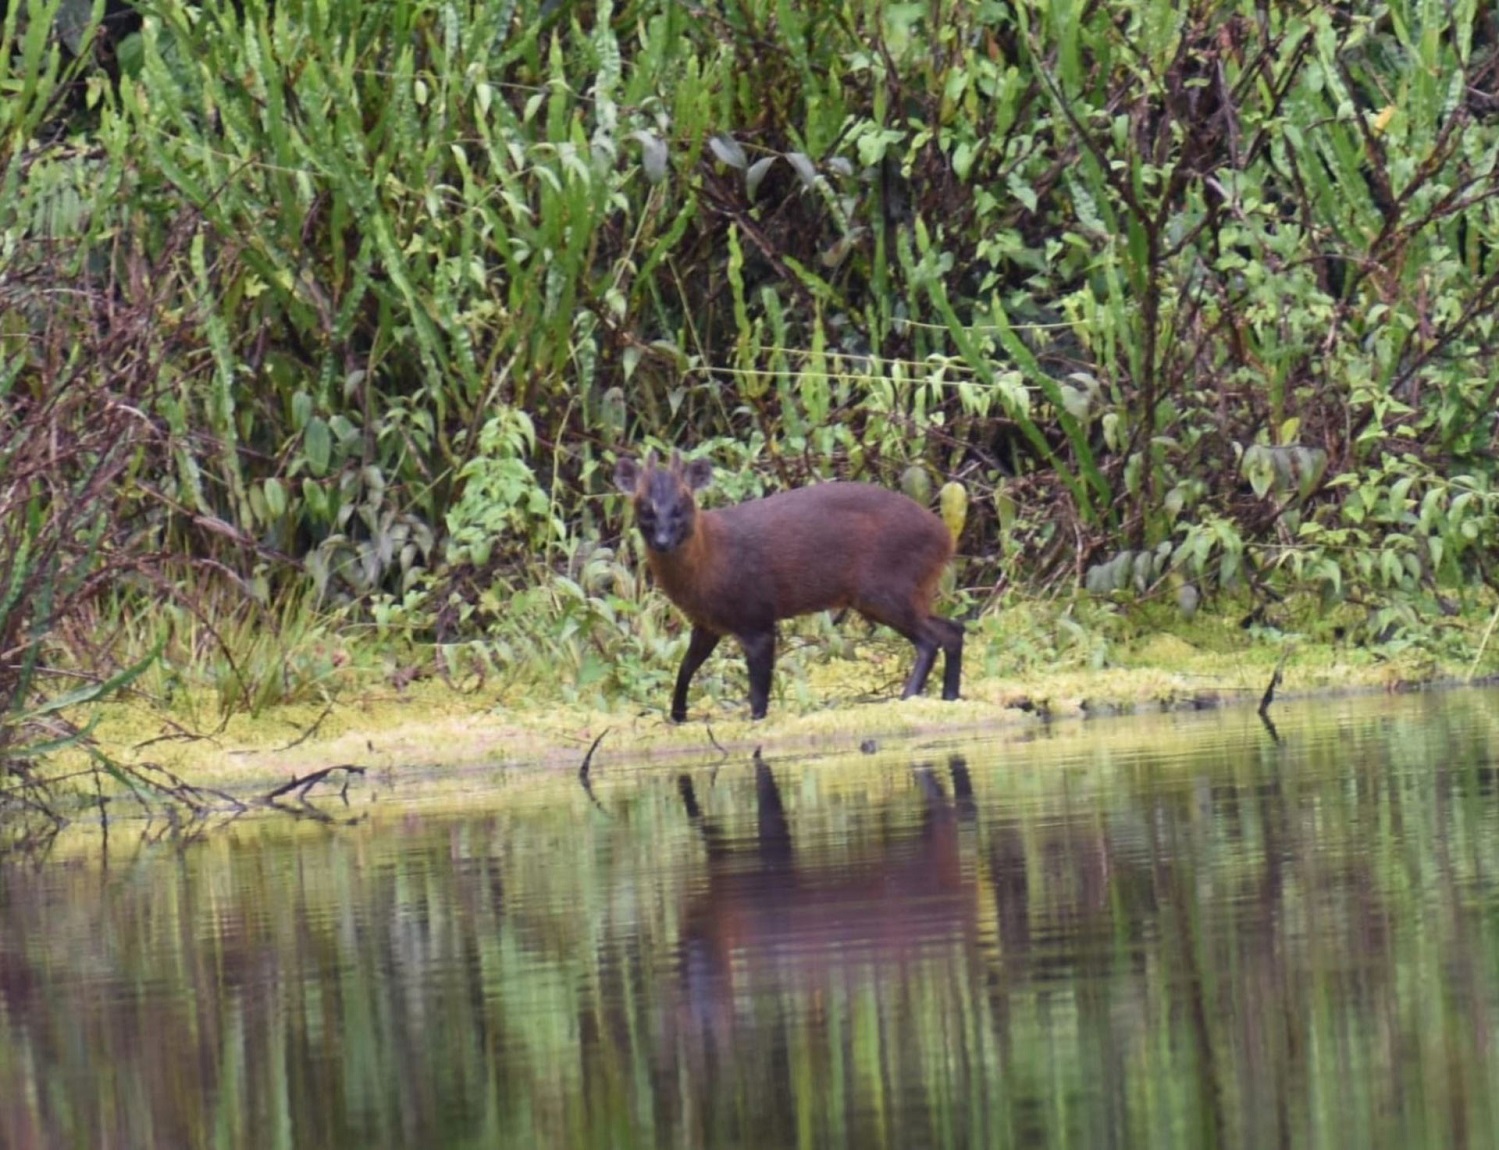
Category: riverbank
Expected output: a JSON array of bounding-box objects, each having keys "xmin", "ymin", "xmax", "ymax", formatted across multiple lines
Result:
[{"xmin": 77, "ymin": 599, "xmax": 1496, "ymax": 794}]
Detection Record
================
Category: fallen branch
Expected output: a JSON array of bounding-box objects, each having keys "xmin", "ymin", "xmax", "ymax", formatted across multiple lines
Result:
[
  {"xmin": 262, "ymin": 763, "xmax": 366, "ymax": 804},
  {"xmin": 131, "ymin": 759, "xmax": 247, "ymax": 812}
]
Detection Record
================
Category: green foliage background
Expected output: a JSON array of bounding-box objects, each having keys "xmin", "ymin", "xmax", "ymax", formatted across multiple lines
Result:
[{"xmin": 3, "ymin": 0, "xmax": 1499, "ymax": 738}]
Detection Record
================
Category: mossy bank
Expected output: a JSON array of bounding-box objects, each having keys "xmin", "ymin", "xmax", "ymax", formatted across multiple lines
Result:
[{"xmin": 76, "ymin": 596, "xmax": 1499, "ymax": 795}]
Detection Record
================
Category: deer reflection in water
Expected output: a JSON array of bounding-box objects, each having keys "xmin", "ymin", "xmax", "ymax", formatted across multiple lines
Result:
[{"xmin": 671, "ymin": 756, "xmax": 980, "ymax": 1052}]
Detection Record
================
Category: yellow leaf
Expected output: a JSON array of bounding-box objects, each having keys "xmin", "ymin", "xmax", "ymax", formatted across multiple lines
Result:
[{"xmin": 939, "ymin": 481, "xmax": 968, "ymax": 542}]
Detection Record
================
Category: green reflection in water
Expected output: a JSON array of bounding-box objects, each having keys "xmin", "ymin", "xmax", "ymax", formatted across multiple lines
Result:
[{"xmin": 4, "ymin": 691, "xmax": 1499, "ymax": 1148}]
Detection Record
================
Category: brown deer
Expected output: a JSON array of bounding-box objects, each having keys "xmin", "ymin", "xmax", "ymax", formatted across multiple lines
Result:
[{"xmin": 615, "ymin": 450, "xmax": 962, "ymax": 720}]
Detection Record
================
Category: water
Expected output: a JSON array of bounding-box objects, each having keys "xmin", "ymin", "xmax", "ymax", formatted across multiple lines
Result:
[{"xmin": 4, "ymin": 690, "xmax": 1499, "ymax": 1148}]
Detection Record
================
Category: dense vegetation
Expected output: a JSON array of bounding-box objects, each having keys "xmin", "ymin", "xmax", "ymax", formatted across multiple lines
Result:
[{"xmin": 3, "ymin": 0, "xmax": 1499, "ymax": 778}]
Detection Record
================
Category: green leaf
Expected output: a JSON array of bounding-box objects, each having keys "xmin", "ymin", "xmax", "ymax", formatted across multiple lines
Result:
[
  {"xmin": 264, "ymin": 477, "xmax": 288, "ymax": 518},
  {"xmin": 26, "ymin": 638, "xmax": 165, "ymax": 720},
  {"xmin": 304, "ymin": 416, "xmax": 332, "ymax": 477}
]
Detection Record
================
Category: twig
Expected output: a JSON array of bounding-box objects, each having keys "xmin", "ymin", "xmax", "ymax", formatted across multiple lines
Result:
[
  {"xmin": 1468, "ymin": 600, "xmax": 1499, "ymax": 684},
  {"xmin": 129, "ymin": 708, "xmax": 228, "ymax": 753},
  {"xmin": 270, "ymin": 701, "xmax": 337, "ymax": 752},
  {"xmin": 1258, "ymin": 650, "xmax": 1290, "ymax": 717},
  {"xmin": 577, "ymin": 730, "xmax": 610, "ymax": 813},
  {"xmin": 131, "ymin": 759, "xmax": 247, "ymax": 812},
  {"xmin": 704, "ymin": 724, "xmax": 728, "ymax": 758},
  {"xmin": 228, "ymin": 700, "xmax": 337, "ymax": 756}
]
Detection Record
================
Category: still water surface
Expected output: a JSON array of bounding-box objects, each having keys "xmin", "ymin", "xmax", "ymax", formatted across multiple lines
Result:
[{"xmin": 4, "ymin": 691, "xmax": 1499, "ymax": 1148}]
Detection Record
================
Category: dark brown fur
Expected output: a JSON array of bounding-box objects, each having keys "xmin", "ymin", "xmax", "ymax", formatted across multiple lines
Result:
[{"xmin": 616, "ymin": 450, "xmax": 963, "ymax": 721}]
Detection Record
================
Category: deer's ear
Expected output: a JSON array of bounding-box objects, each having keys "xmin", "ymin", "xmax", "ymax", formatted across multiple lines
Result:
[
  {"xmin": 681, "ymin": 457, "xmax": 713, "ymax": 491},
  {"xmin": 613, "ymin": 456, "xmax": 641, "ymax": 495}
]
